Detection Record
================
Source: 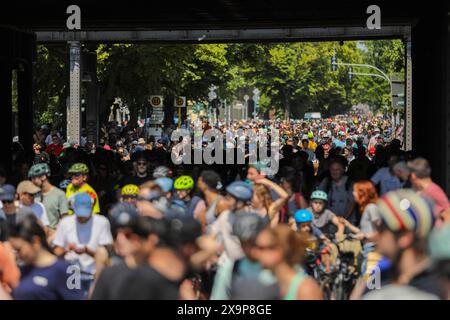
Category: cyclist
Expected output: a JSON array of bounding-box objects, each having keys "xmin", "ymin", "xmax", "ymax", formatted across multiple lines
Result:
[
  {"xmin": 361, "ymin": 189, "xmax": 442, "ymax": 299},
  {"xmin": 295, "ymin": 208, "xmax": 338, "ymax": 273},
  {"xmin": 307, "ymin": 190, "xmax": 346, "ymax": 238},
  {"xmin": 28, "ymin": 163, "xmax": 68, "ymax": 232},
  {"xmin": 154, "ymin": 177, "xmax": 174, "ymax": 201},
  {"xmin": 120, "ymin": 184, "xmax": 139, "ymax": 206},
  {"xmin": 173, "ymin": 176, "xmax": 205, "ymax": 220},
  {"xmin": 294, "ymin": 209, "xmax": 330, "ymax": 243},
  {"xmin": 66, "ymin": 163, "xmax": 100, "ymax": 215}
]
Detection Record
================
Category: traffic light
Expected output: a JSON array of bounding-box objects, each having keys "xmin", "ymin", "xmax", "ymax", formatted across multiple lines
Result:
[{"xmin": 331, "ymin": 55, "xmax": 337, "ymax": 71}]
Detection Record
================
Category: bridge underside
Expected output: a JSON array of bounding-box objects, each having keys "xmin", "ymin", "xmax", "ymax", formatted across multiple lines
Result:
[{"xmin": 0, "ymin": 1, "xmax": 449, "ymax": 194}]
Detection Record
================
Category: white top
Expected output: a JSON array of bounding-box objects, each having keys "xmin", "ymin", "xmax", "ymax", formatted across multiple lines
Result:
[
  {"xmin": 20, "ymin": 202, "xmax": 50, "ymax": 227},
  {"xmin": 210, "ymin": 210, "xmax": 244, "ymax": 266},
  {"xmin": 53, "ymin": 215, "xmax": 113, "ymax": 276}
]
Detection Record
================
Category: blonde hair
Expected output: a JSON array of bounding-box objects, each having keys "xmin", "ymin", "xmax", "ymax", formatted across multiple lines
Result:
[{"xmin": 254, "ymin": 183, "xmax": 272, "ymax": 213}]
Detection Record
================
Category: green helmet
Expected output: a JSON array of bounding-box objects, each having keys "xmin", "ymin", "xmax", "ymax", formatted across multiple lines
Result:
[
  {"xmin": 174, "ymin": 175, "xmax": 194, "ymax": 190},
  {"xmin": 68, "ymin": 163, "xmax": 89, "ymax": 175},
  {"xmin": 28, "ymin": 163, "xmax": 50, "ymax": 178},
  {"xmin": 311, "ymin": 190, "xmax": 328, "ymax": 202},
  {"xmin": 428, "ymin": 224, "xmax": 450, "ymax": 261}
]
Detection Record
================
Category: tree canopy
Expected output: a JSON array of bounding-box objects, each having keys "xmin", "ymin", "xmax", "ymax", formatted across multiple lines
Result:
[{"xmin": 32, "ymin": 39, "xmax": 405, "ymax": 127}]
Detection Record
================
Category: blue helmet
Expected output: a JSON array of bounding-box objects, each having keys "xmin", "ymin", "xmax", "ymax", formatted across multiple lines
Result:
[
  {"xmin": 294, "ymin": 209, "xmax": 313, "ymax": 223},
  {"xmin": 155, "ymin": 177, "xmax": 173, "ymax": 193},
  {"xmin": 226, "ymin": 181, "xmax": 253, "ymax": 202},
  {"xmin": 59, "ymin": 179, "xmax": 71, "ymax": 190}
]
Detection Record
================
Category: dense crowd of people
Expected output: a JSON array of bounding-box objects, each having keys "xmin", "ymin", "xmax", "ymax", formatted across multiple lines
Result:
[{"xmin": 0, "ymin": 113, "xmax": 449, "ymax": 300}]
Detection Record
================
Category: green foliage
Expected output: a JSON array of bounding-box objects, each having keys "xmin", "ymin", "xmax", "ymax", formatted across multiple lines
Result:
[
  {"xmin": 35, "ymin": 40, "xmax": 405, "ymax": 125},
  {"xmin": 34, "ymin": 44, "xmax": 67, "ymax": 128}
]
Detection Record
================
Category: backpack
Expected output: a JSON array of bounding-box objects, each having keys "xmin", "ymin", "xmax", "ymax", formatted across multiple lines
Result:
[{"xmin": 186, "ymin": 196, "xmax": 202, "ymax": 217}]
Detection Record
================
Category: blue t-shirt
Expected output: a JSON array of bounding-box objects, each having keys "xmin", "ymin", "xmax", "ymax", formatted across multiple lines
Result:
[
  {"xmin": 333, "ymin": 139, "xmax": 346, "ymax": 148},
  {"xmin": 12, "ymin": 259, "xmax": 83, "ymax": 300}
]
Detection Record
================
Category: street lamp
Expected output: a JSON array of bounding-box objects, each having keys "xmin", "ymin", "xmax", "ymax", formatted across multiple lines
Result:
[
  {"xmin": 243, "ymin": 94, "xmax": 249, "ymax": 120},
  {"xmin": 208, "ymin": 85, "xmax": 217, "ymax": 125},
  {"xmin": 252, "ymin": 88, "xmax": 260, "ymax": 121}
]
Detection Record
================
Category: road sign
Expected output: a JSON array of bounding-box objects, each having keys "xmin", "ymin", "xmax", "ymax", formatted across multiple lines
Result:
[
  {"xmin": 331, "ymin": 55, "xmax": 337, "ymax": 71},
  {"xmin": 391, "ymin": 80, "xmax": 405, "ymax": 109},
  {"xmin": 174, "ymin": 96, "xmax": 186, "ymax": 108},
  {"xmin": 150, "ymin": 95, "xmax": 163, "ymax": 107}
]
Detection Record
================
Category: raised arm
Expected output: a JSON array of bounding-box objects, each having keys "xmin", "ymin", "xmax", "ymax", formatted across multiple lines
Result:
[{"xmin": 255, "ymin": 178, "xmax": 289, "ymax": 218}]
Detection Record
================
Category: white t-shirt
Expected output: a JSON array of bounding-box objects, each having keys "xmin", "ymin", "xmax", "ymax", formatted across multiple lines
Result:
[
  {"xmin": 53, "ymin": 215, "xmax": 113, "ymax": 276},
  {"xmin": 210, "ymin": 210, "xmax": 244, "ymax": 266},
  {"xmin": 20, "ymin": 202, "xmax": 50, "ymax": 227}
]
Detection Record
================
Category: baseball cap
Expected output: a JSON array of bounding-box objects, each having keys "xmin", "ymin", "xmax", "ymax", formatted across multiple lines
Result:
[
  {"xmin": 72, "ymin": 192, "xmax": 93, "ymax": 217},
  {"xmin": 0, "ymin": 184, "xmax": 16, "ymax": 201},
  {"xmin": 17, "ymin": 181, "xmax": 40, "ymax": 195}
]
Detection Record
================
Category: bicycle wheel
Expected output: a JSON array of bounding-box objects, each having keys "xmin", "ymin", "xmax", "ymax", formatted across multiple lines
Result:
[{"xmin": 319, "ymin": 275, "xmax": 333, "ymax": 300}]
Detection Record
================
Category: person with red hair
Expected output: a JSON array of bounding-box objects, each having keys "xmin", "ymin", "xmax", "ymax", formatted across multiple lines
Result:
[{"xmin": 341, "ymin": 180, "xmax": 381, "ymax": 275}]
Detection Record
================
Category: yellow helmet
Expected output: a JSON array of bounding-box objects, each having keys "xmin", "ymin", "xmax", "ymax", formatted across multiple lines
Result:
[{"xmin": 121, "ymin": 184, "xmax": 139, "ymax": 197}]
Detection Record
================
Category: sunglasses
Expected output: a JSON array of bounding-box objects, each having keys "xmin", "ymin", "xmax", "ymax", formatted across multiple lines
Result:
[
  {"xmin": 256, "ymin": 243, "xmax": 277, "ymax": 251},
  {"xmin": 137, "ymin": 162, "xmax": 147, "ymax": 166},
  {"xmin": 2, "ymin": 200, "xmax": 14, "ymax": 204},
  {"xmin": 71, "ymin": 173, "xmax": 84, "ymax": 178},
  {"xmin": 122, "ymin": 195, "xmax": 137, "ymax": 200}
]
